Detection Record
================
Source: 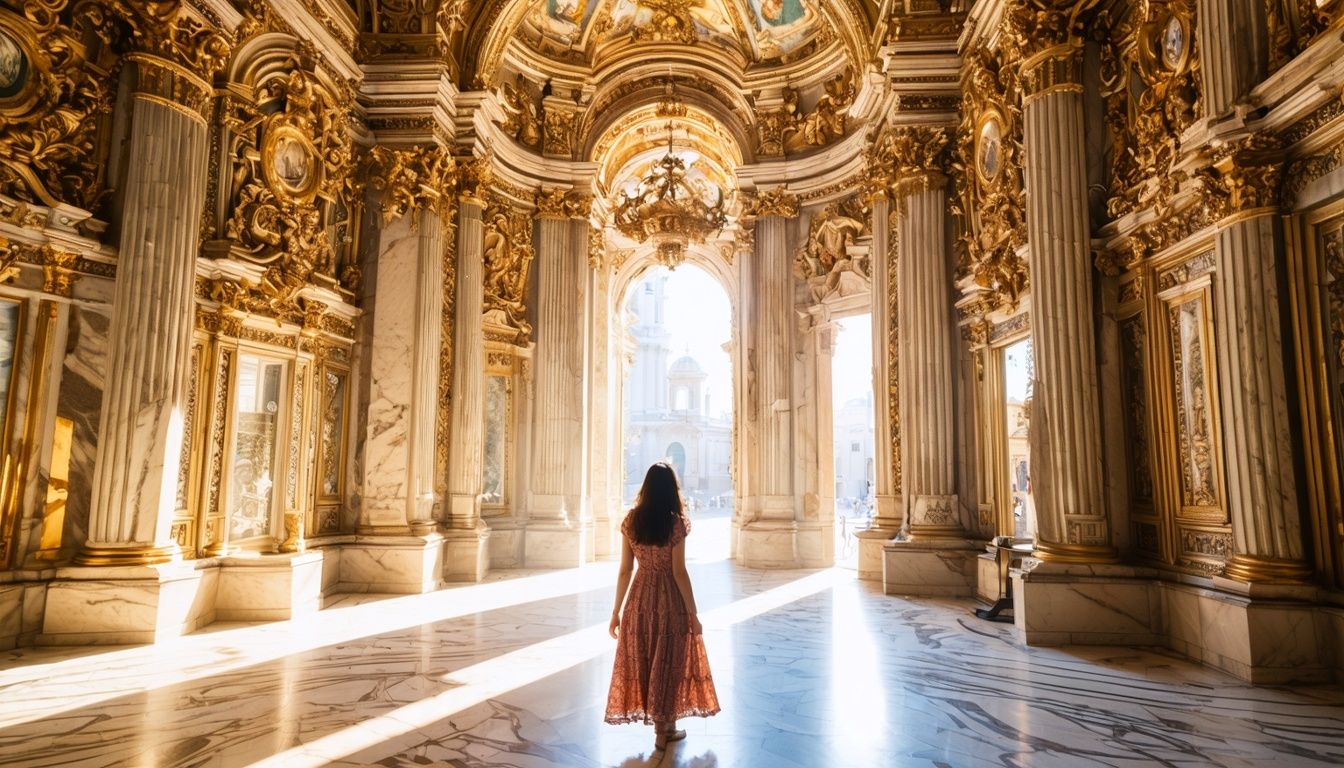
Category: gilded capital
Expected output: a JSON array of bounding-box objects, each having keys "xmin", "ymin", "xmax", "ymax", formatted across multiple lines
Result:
[
  {"xmin": 40, "ymin": 245, "xmax": 80, "ymax": 297},
  {"xmin": 1203, "ymin": 135, "xmax": 1285, "ymax": 217},
  {"xmin": 742, "ymin": 188, "xmax": 799, "ymax": 219},
  {"xmin": 535, "ymin": 187, "xmax": 570, "ymax": 219},
  {"xmin": 366, "ymin": 145, "xmax": 457, "ymax": 222},
  {"xmin": 886, "ymin": 127, "xmax": 952, "ymax": 196},
  {"xmin": 456, "ymin": 157, "xmax": 493, "ymax": 205}
]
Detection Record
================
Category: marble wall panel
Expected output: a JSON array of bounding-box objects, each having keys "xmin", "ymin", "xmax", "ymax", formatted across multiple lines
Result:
[{"xmin": 49, "ymin": 306, "xmax": 109, "ymax": 560}]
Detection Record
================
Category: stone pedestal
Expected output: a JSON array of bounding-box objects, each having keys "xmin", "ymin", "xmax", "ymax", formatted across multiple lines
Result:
[
  {"xmin": 882, "ymin": 539, "xmax": 979, "ymax": 597},
  {"xmin": 215, "ymin": 551, "xmax": 323, "ymax": 621},
  {"xmin": 334, "ymin": 532, "xmax": 445, "ymax": 594},
  {"xmin": 41, "ymin": 561, "xmax": 217, "ymax": 645},
  {"xmin": 525, "ymin": 198, "xmax": 590, "ymax": 566},
  {"xmin": 444, "ymin": 198, "xmax": 490, "ymax": 581},
  {"xmin": 1011, "ymin": 560, "xmax": 1161, "ymax": 647}
]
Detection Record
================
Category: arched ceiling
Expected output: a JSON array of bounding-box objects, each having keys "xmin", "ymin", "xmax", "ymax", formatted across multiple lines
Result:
[{"xmin": 461, "ymin": 0, "xmax": 879, "ymax": 88}]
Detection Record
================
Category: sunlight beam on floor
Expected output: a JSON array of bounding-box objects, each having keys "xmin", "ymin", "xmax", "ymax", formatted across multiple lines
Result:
[
  {"xmin": 244, "ymin": 569, "xmax": 842, "ymax": 768},
  {"xmin": 0, "ymin": 564, "xmax": 623, "ymax": 729}
]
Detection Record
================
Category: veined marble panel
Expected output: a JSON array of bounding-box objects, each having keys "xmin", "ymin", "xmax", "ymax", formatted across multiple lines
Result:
[
  {"xmin": 0, "ymin": 559, "xmax": 1341, "ymax": 767},
  {"xmin": 47, "ymin": 306, "xmax": 108, "ymax": 560}
]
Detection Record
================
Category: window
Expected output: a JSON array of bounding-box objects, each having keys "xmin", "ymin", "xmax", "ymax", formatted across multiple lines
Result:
[{"xmin": 228, "ymin": 355, "xmax": 285, "ymax": 544}]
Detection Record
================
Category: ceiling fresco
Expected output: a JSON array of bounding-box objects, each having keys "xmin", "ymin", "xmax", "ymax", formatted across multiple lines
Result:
[{"xmin": 517, "ymin": 0, "xmax": 824, "ymax": 61}]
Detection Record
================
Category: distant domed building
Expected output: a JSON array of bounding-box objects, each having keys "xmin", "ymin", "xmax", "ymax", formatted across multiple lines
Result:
[{"xmin": 623, "ymin": 274, "xmax": 732, "ymax": 504}]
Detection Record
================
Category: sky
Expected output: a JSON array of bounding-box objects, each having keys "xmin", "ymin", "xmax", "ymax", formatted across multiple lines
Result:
[{"xmin": 646, "ymin": 266, "xmax": 875, "ymax": 420}]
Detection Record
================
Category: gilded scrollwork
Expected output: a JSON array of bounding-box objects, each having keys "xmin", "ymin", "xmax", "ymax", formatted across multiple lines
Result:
[
  {"xmin": 543, "ymin": 103, "xmax": 577, "ymax": 158},
  {"xmin": 482, "ymin": 196, "xmax": 534, "ymax": 339},
  {"xmin": 951, "ymin": 48, "xmax": 1028, "ymax": 312},
  {"xmin": 366, "ymin": 144, "xmax": 456, "ymax": 221},
  {"xmin": 0, "ymin": 1, "xmax": 118, "ymax": 211},
  {"xmin": 214, "ymin": 60, "xmax": 361, "ymax": 314},
  {"xmin": 742, "ymin": 188, "xmax": 798, "ymax": 219},
  {"xmin": 781, "ymin": 68, "xmax": 856, "ymax": 154},
  {"xmin": 495, "ymin": 74, "xmax": 541, "ymax": 150}
]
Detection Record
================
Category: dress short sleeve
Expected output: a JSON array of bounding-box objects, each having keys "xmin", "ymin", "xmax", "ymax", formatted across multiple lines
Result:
[
  {"xmin": 670, "ymin": 515, "xmax": 690, "ymax": 546},
  {"xmin": 619, "ymin": 512, "xmax": 633, "ymax": 538}
]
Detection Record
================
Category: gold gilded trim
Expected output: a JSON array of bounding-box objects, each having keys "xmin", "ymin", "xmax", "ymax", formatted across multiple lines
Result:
[
  {"xmin": 74, "ymin": 543, "xmax": 181, "ymax": 566},
  {"xmin": 1222, "ymin": 553, "xmax": 1312, "ymax": 584},
  {"xmin": 1032, "ymin": 540, "xmax": 1119, "ymax": 564}
]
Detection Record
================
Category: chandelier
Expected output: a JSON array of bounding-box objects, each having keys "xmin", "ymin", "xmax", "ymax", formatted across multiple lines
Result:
[{"xmin": 612, "ymin": 124, "xmax": 728, "ymax": 265}]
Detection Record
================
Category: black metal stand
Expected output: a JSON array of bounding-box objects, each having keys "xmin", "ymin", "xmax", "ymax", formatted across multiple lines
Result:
[{"xmin": 974, "ymin": 538, "xmax": 1016, "ymax": 623}]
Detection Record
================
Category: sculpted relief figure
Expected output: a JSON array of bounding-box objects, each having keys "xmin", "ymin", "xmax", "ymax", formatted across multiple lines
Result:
[
  {"xmin": 483, "ymin": 207, "xmax": 535, "ymax": 336},
  {"xmin": 783, "ymin": 68, "xmax": 854, "ymax": 153},
  {"xmin": 795, "ymin": 199, "xmax": 868, "ymax": 302},
  {"xmin": 496, "ymin": 75, "xmax": 542, "ymax": 149}
]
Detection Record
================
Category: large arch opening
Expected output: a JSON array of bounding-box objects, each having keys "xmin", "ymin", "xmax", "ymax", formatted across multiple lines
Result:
[{"xmin": 614, "ymin": 262, "xmax": 736, "ymax": 562}]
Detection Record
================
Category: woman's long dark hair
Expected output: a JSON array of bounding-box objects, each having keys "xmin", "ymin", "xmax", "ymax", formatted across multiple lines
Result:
[{"xmin": 628, "ymin": 463, "xmax": 685, "ymax": 546}]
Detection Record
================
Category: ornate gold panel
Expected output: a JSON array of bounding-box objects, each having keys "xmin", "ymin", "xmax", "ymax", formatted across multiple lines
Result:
[{"xmin": 1167, "ymin": 293, "xmax": 1221, "ymax": 514}]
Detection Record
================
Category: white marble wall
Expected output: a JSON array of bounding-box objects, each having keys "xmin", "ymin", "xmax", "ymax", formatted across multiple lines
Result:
[{"xmin": 361, "ymin": 210, "xmax": 443, "ymax": 531}]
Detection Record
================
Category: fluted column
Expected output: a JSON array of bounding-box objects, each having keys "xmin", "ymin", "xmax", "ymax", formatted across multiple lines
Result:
[
  {"xmin": 525, "ymin": 190, "xmax": 590, "ymax": 566},
  {"xmin": 1020, "ymin": 42, "xmax": 1115, "ymax": 561},
  {"xmin": 445, "ymin": 198, "xmax": 485, "ymax": 529},
  {"xmin": 79, "ymin": 54, "xmax": 214, "ymax": 565},
  {"xmin": 896, "ymin": 170, "xmax": 960, "ymax": 538},
  {"xmin": 737, "ymin": 191, "xmax": 799, "ymax": 567},
  {"xmin": 1208, "ymin": 150, "xmax": 1311, "ymax": 583},
  {"xmin": 1196, "ymin": 0, "xmax": 1265, "ymax": 118}
]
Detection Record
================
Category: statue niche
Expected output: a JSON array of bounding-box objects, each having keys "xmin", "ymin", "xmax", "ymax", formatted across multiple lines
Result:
[
  {"xmin": 795, "ymin": 196, "xmax": 869, "ymax": 303},
  {"xmin": 495, "ymin": 74, "xmax": 541, "ymax": 149},
  {"xmin": 782, "ymin": 68, "xmax": 855, "ymax": 154}
]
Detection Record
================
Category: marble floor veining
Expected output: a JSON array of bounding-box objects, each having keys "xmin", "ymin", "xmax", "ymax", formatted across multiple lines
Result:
[{"xmin": 1, "ymin": 519, "xmax": 1343, "ymax": 767}]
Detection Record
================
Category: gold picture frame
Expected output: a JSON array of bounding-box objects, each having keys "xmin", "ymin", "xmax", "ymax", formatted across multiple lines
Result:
[
  {"xmin": 0, "ymin": 12, "xmax": 41, "ymax": 116},
  {"xmin": 974, "ymin": 108, "xmax": 1005, "ymax": 188},
  {"xmin": 261, "ymin": 124, "xmax": 322, "ymax": 204}
]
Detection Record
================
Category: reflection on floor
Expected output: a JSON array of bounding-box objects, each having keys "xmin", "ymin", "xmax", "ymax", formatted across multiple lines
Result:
[{"xmin": 1, "ymin": 515, "xmax": 1342, "ymax": 768}]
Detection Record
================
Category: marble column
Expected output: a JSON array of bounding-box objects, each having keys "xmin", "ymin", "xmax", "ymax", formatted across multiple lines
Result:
[
  {"xmin": 525, "ymin": 194, "xmax": 590, "ymax": 567},
  {"xmin": 1212, "ymin": 198, "xmax": 1311, "ymax": 583},
  {"xmin": 896, "ymin": 178, "xmax": 961, "ymax": 538},
  {"xmin": 78, "ymin": 54, "xmax": 212, "ymax": 566},
  {"xmin": 1020, "ymin": 44, "xmax": 1115, "ymax": 561},
  {"xmin": 588, "ymin": 255, "xmax": 615, "ymax": 557},
  {"xmin": 443, "ymin": 197, "xmax": 490, "ymax": 581},
  {"xmin": 738, "ymin": 193, "xmax": 799, "ymax": 567},
  {"xmin": 1196, "ymin": 0, "xmax": 1265, "ymax": 119},
  {"xmin": 797, "ymin": 318, "xmax": 836, "ymax": 567}
]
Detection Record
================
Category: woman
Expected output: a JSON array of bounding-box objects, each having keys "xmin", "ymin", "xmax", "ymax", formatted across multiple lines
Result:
[{"xmin": 605, "ymin": 463, "xmax": 720, "ymax": 750}]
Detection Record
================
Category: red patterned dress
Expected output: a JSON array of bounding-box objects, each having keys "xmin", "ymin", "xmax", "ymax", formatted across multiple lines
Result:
[{"xmin": 604, "ymin": 515, "xmax": 720, "ymax": 724}]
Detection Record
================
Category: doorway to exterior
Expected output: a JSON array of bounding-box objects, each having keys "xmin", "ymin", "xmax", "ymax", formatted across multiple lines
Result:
[{"xmin": 832, "ymin": 313, "xmax": 875, "ymax": 569}]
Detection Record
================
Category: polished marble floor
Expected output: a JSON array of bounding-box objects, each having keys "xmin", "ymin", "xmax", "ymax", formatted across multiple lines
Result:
[{"xmin": 1, "ymin": 516, "xmax": 1343, "ymax": 768}]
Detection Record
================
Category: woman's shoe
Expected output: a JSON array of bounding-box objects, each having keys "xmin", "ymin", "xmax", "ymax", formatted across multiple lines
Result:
[{"xmin": 654, "ymin": 728, "xmax": 687, "ymax": 751}]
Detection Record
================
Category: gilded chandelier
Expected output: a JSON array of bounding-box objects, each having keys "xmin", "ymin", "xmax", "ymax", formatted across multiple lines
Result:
[{"xmin": 612, "ymin": 124, "xmax": 728, "ymax": 265}]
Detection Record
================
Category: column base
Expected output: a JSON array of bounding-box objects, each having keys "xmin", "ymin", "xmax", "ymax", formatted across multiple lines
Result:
[
  {"xmin": 882, "ymin": 538, "xmax": 981, "ymax": 597},
  {"xmin": 796, "ymin": 521, "xmax": 834, "ymax": 568},
  {"xmin": 335, "ymin": 532, "xmax": 444, "ymax": 594},
  {"xmin": 524, "ymin": 522, "xmax": 590, "ymax": 568},
  {"xmin": 1032, "ymin": 540, "xmax": 1119, "ymax": 564},
  {"xmin": 73, "ymin": 542, "xmax": 182, "ymax": 567},
  {"xmin": 736, "ymin": 520, "xmax": 799, "ymax": 568},
  {"xmin": 485, "ymin": 518, "xmax": 526, "ymax": 568},
  {"xmin": 40, "ymin": 561, "xmax": 216, "ymax": 645},
  {"xmin": 216, "ymin": 551, "xmax": 324, "ymax": 621},
  {"xmin": 906, "ymin": 494, "xmax": 963, "ymax": 539},
  {"xmin": 442, "ymin": 527, "xmax": 491, "ymax": 583},
  {"xmin": 1222, "ymin": 553, "xmax": 1313, "ymax": 584},
  {"xmin": 855, "ymin": 528, "xmax": 896, "ymax": 581}
]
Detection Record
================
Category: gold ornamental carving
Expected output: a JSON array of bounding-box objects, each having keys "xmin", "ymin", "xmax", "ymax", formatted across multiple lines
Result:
[
  {"xmin": 1100, "ymin": 0, "xmax": 1201, "ymax": 219},
  {"xmin": 40, "ymin": 244, "xmax": 78, "ymax": 297},
  {"xmin": 367, "ymin": 145, "xmax": 456, "ymax": 222},
  {"xmin": 495, "ymin": 75, "xmax": 541, "ymax": 150},
  {"xmin": 629, "ymin": 0, "xmax": 701, "ymax": 44},
  {"xmin": 535, "ymin": 187, "xmax": 570, "ymax": 219},
  {"xmin": 780, "ymin": 68, "xmax": 856, "ymax": 154},
  {"xmin": 217, "ymin": 64, "xmax": 359, "ymax": 313},
  {"xmin": 456, "ymin": 156, "xmax": 493, "ymax": 204},
  {"xmin": 794, "ymin": 196, "xmax": 869, "ymax": 297},
  {"xmin": 0, "ymin": 2, "xmax": 117, "ymax": 211},
  {"xmin": 884, "ymin": 126, "xmax": 952, "ymax": 198},
  {"xmin": 483, "ymin": 197, "xmax": 534, "ymax": 339},
  {"xmin": 543, "ymin": 103, "xmax": 577, "ymax": 158},
  {"xmin": 952, "ymin": 49, "xmax": 1028, "ymax": 312},
  {"xmin": 1199, "ymin": 135, "xmax": 1284, "ymax": 219},
  {"xmin": 742, "ymin": 188, "xmax": 798, "ymax": 219}
]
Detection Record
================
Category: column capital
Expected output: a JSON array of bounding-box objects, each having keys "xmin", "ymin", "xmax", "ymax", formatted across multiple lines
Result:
[
  {"xmin": 456, "ymin": 156, "xmax": 494, "ymax": 206},
  {"xmin": 742, "ymin": 188, "xmax": 799, "ymax": 219},
  {"xmin": 1202, "ymin": 135, "xmax": 1286, "ymax": 221},
  {"xmin": 882, "ymin": 126, "xmax": 952, "ymax": 199},
  {"xmin": 106, "ymin": 3, "xmax": 231, "ymax": 118},
  {"xmin": 535, "ymin": 187, "xmax": 591, "ymax": 220},
  {"xmin": 365, "ymin": 145, "xmax": 457, "ymax": 222},
  {"xmin": 1003, "ymin": 1, "xmax": 1095, "ymax": 98}
]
